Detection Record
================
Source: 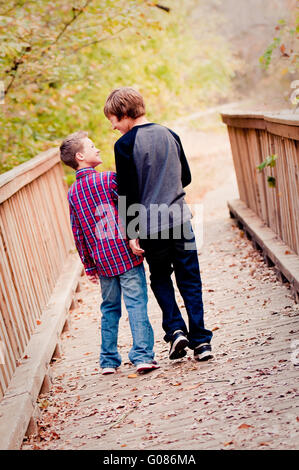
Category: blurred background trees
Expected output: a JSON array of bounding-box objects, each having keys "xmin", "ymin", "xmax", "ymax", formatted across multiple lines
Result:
[
  {"xmin": 0, "ymin": 0, "xmax": 298, "ymax": 179},
  {"xmin": 0, "ymin": 0, "xmax": 236, "ymax": 177},
  {"xmin": 259, "ymin": 5, "xmax": 299, "ymax": 105}
]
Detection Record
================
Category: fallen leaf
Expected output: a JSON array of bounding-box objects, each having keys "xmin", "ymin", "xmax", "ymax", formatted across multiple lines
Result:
[
  {"xmin": 36, "ymin": 320, "xmax": 41, "ymax": 325},
  {"xmin": 224, "ymin": 441, "xmax": 234, "ymax": 446},
  {"xmin": 128, "ymin": 374, "xmax": 138, "ymax": 378},
  {"xmin": 280, "ymin": 44, "xmax": 286, "ymax": 54},
  {"xmin": 212, "ymin": 326, "xmax": 219, "ymax": 331},
  {"xmin": 184, "ymin": 383, "xmax": 202, "ymax": 390},
  {"xmin": 263, "ymin": 407, "xmax": 273, "ymax": 413},
  {"xmin": 38, "ymin": 399, "xmax": 50, "ymax": 409},
  {"xmin": 49, "ymin": 431, "xmax": 60, "ymax": 440},
  {"xmin": 238, "ymin": 423, "xmax": 253, "ymax": 429}
]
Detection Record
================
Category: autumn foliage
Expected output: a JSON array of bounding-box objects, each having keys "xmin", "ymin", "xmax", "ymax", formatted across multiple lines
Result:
[{"xmin": 0, "ymin": 0, "xmax": 236, "ymax": 177}]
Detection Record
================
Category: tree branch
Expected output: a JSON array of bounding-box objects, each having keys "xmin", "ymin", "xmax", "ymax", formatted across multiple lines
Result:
[
  {"xmin": 0, "ymin": 0, "xmax": 35, "ymax": 16},
  {"xmin": 154, "ymin": 3, "xmax": 170, "ymax": 13},
  {"xmin": 71, "ymin": 27, "xmax": 127, "ymax": 53},
  {"xmin": 51, "ymin": 0, "xmax": 93, "ymax": 47},
  {"xmin": 4, "ymin": 0, "xmax": 93, "ymax": 95},
  {"xmin": 4, "ymin": 49, "xmax": 28, "ymax": 94}
]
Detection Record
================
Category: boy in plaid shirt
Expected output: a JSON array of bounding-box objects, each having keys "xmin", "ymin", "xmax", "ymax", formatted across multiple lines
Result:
[{"xmin": 60, "ymin": 131, "xmax": 158, "ymax": 375}]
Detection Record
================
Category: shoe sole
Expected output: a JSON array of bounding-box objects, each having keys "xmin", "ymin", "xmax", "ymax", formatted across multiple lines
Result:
[
  {"xmin": 137, "ymin": 364, "xmax": 160, "ymax": 374},
  {"xmin": 169, "ymin": 336, "xmax": 189, "ymax": 360},
  {"xmin": 194, "ymin": 350, "xmax": 213, "ymax": 361},
  {"xmin": 102, "ymin": 368, "xmax": 116, "ymax": 375}
]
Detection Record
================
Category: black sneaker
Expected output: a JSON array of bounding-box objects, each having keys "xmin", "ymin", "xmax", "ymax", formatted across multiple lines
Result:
[
  {"xmin": 169, "ymin": 330, "xmax": 189, "ymax": 360},
  {"xmin": 194, "ymin": 343, "xmax": 213, "ymax": 361}
]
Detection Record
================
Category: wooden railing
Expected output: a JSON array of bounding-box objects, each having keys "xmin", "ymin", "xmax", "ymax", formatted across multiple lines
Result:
[
  {"xmin": 221, "ymin": 112, "xmax": 299, "ymax": 255},
  {"xmin": 0, "ymin": 149, "xmax": 75, "ymax": 400}
]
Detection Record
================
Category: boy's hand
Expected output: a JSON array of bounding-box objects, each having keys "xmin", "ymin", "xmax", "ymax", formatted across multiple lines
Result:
[
  {"xmin": 129, "ymin": 238, "xmax": 144, "ymax": 256},
  {"xmin": 86, "ymin": 273, "xmax": 99, "ymax": 285}
]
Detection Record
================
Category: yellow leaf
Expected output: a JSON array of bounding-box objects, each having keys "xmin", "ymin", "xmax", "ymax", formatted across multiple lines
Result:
[{"xmin": 39, "ymin": 399, "xmax": 50, "ymax": 409}]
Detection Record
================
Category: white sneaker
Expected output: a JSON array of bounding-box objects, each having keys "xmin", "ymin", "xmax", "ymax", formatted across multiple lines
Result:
[
  {"xmin": 102, "ymin": 367, "xmax": 116, "ymax": 375},
  {"xmin": 136, "ymin": 361, "xmax": 160, "ymax": 374}
]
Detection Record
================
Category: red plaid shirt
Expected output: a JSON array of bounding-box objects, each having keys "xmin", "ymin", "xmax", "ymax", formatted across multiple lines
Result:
[{"xmin": 68, "ymin": 167, "xmax": 142, "ymax": 278}]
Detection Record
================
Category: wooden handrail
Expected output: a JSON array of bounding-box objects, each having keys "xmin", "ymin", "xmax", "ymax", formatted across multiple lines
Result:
[
  {"xmin": 221, "ymin": 110, "xmax": 299, "ymax": 256},
  {"xmin": 221, "ymin": 111, "xmax": 299, "ymax": 140},
  {"xmin": 0, "ymin": 148, "xmax": 59, "ymax": 204},
  {"xmin": 0, "ymin": 149, "xmax": 74, "ymax": 401}
]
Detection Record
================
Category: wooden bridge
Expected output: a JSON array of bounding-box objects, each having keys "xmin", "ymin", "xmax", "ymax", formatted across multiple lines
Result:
[{"xmin": 0, "ymin": 111, "xmax": 298, "ymax": 450}]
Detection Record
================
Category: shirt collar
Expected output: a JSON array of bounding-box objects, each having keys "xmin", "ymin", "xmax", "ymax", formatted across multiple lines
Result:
[{"xmin": 75, "ymin": 167, "xmax": 97, "ymax": 179}]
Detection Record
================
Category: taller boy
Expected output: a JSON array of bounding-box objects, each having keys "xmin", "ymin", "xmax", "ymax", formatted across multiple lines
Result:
[{"xmin": 104, "ymin": 87, "xmax": 213, "ymax": 361}]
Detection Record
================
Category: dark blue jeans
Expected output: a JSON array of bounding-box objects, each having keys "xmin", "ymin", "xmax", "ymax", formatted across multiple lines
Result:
[{"xmin": 140, "ymin": 221, "xmax": 212, "ymax": 349}]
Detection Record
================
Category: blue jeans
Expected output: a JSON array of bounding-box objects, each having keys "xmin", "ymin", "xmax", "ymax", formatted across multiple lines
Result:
[
  {"xmin": 99, "ymin": 263, "xmax": 155, "ymax": 368},
  {"xmin": 140, "ymin": 221, "xmax": 213, "ymax": 349}
]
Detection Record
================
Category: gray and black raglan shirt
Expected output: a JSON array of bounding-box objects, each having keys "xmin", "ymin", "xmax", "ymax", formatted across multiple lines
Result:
[{"xmin": 114, "ymin": 123, "xmax": 192, "ymax": 239}]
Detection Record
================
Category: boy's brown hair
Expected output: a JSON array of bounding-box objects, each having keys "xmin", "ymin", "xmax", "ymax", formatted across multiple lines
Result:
[
  {"xmin": 60, "ymin": 131, "xmax": 88, "ymax": 169},
  {"xmin": 104, "ymin": 87, "xmax": 146, "ymax": 121}
]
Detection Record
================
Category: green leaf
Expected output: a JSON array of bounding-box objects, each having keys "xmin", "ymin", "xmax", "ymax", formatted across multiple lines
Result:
[
  {"xmin": 257, "ymin": 160, "xmax": 267, "ymax": 171},
  {"xmin": 257, "ymin": 154, "xmax": 278, "ymax": 171}
]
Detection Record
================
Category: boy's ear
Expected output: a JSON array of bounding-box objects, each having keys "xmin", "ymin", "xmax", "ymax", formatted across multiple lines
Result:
[{"xmin": 75, "ymin": 151, "xmax": 85, "ymax": 162}]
